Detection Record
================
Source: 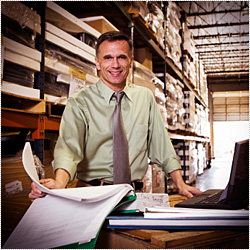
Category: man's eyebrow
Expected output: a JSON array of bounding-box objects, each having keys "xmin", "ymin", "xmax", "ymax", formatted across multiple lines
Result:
[{"xmin": 103, "ymin": 54, "xmax": 128, "ymax": 58}]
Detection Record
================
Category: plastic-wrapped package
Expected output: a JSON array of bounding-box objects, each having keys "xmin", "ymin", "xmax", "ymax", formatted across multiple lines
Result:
[
  {"xmin": 3, "ymin": 61, "xmax": 35, "ymax": 88},
  {"xmin": 165, "ymin": 2, "xmax": 182, "ymax": 69},
  {"xmin": 2, "ymin": 17, "xmax": 37, "ymax": 49},
  {"xmin": 76, "ymin": 32, "xmax": 97, "ymax": 49},
  {"xmin": 197, "ymin": 143, "xmax": 206, "ymax": 175},
  {"xmin": 166, "ymin": 81, "xmax": 178, "ymax": 103},
  {"xmin": 133, "ymin": 61, "xmax": 155, "ymax": 80},
  {"xmin": 1, "ymin": 1, "xmax": 41, "ymax": 36},
  {"xmin": 165, "ymin": 98, "xmax": 178, "ymax": 129},
  {"xmin": 151, "ymin": 164, "xmax": 165, "ymax": 193},
  {"xmin": 133, "ymin": 60, "xmax": 156, "ymax": 94},
  {"xmin": 141, "ymin": 165, "xmax": 152, "ymax": 193},
  {"xmin": 146, "ymin": 2, "xmax": 165, "ymax": 49},
  {"xmin": 45, "ymin": 43, "xmax": 97, "ymax": 98},
  {"xmin": 182, "ymin": 22, "xmax": 196, "ymax": 63},
  {"xmin": 164, "ymin": 73, "xmax": 180, "ymax": 130},
  {"xmin": 182, "ymin": 54, "xmax": 191, "ymax": 78},
  {"xmin": 183, "ymin": 91, "xmax": 196, "ymax": 133},
  {"xmin": 45, "ymin": 43, "xmax": 96, "ymax": 77},
  {"xmin": 44, "ymin": 72, "xmax": 69, "ymax": 97}
]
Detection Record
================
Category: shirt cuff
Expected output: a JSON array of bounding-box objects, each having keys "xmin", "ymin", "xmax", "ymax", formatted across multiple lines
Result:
[{"xmin": 162, "ymin": 155, "xmax": 182, "ymax": 176}]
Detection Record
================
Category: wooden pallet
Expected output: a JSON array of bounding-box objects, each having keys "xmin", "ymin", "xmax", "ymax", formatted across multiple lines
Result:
[
  {"xmin": 1, "ymin": 92, "xmax": 45, "ymax": 114},
  {"xmin": 97, "ymin": 222, "xmax": 249, "ymax": 249}
]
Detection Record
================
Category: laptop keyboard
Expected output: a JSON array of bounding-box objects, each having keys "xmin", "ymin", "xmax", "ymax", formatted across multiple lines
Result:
[{"xmin": 195, "ymin": 190, "xmax": 224, "ymax": 204}]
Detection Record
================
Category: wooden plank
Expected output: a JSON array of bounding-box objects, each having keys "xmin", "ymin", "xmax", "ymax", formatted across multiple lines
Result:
[
  {"xmin": 45, "ymin": 31, "xmax": 95, "ymax": 64},
  {"xmin": 4, "ymin": 49, "xmax": 40, "ymax": 72},
  {"xmin": 151, "ymin": 231, "xmax": 217, "ymax": 248},
  {"xmin": 45, "ymin": 22, "xmax": 95, "ymax": 57},
  {"xmin": 119, "ymin": 229, "xmax": 169, "ymax": 241},
  {"xmin": 95, "ymin": 228, "xmax": 161, "ymax": 249},
  {"xmin": 169, "ymin": 194, "xmax": 187, "ymax": 207},
  {"xmin": 3, "ymin": 36, "xmax": 41, "ymax": 62},
  {"xmin": 150, "ymin": 230, "xmax": 249, "ymax": 249},
  {"xmin": 46, "ymin": 1, "xmax": 100, "ymax": 38},
  {"xmin": 2, "ymin": 81, "xmax": 40, "ymax": 99}
]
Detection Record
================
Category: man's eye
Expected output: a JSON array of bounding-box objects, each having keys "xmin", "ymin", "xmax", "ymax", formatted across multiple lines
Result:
[
  {"xmin": 119, "ymin": 56, "xmax": 127, "ymax": 60},
  {"xmin": 104, "ymin": 56, "xmax": 112, "ymax": 60}
]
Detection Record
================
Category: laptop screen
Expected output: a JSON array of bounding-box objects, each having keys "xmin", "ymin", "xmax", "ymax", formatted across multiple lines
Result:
[{"xmin": 219, "ymin": 139, "xmax": 249, "ymax": 208}]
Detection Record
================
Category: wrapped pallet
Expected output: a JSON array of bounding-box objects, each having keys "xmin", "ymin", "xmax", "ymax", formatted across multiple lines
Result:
[
  {"xmin": 183, "ymin": 90, "xmax": 196, "ymax": 133},
  {"xmin": 197, "ymin": 143, "xmax": 206, "ymax": 175},
  {"xmin": 165, "ymin": 1, "xmax": 182, "ymax": 69},
  {"xmin": 176, "ymin": 141, "xmax": 198, "ymax": 184}
]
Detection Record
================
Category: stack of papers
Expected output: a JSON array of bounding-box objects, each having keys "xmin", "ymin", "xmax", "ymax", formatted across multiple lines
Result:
[
  {"xmin": 107, "ymin": 206, "xmax": 249, "ymax": 230},
  {"xmin": 3, "ymin": 143, "xmax": 135, "ymax": 249}
]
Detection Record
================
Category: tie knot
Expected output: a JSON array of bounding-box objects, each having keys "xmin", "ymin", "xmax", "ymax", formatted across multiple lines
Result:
[{"xmin": 113, "ymin": 92, "xmax": 125, "ymax": 104}]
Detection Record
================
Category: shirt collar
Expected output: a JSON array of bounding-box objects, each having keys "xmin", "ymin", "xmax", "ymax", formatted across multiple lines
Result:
[{"xmin": 96, "ymin": 79, "xmax": 133, "ymax": 104}]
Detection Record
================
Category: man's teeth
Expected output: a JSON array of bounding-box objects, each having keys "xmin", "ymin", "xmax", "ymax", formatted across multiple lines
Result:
[{"xmin": 111, "ymin": 71, "xmax": 122, "ymax": 75}]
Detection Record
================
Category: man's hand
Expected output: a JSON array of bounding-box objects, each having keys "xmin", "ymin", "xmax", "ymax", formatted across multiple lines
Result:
[
  {"xmin": 28, "ymin": 168, "xmax": 70, "ymax": 201},
  {"xmin": 177, "ymin": 182, "xmax": 202, "ymax": 198},
  {"xmin": 170, "ymin": 169, "xmax": 202, "ymax": 198},
  {"xmin": 28, "ymin": 178, "xmax": 67, "ymax": 201}
]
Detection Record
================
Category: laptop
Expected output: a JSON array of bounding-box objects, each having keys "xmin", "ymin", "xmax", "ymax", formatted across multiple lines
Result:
[{"xmin": 175, "ymin": 139, "xmax": 249, "ymax": 209}]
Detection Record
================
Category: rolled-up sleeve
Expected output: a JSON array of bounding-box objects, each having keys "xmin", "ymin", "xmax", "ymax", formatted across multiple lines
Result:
[
  {"xmin": 147, "ymin": 92, "xmax": 181, "ymax": 175},
  {"xmin": 52, "ymin": 97, "xmax": 87, "ymax": 182}
]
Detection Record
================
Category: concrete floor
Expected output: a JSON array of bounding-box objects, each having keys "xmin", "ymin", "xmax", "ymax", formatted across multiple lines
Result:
[{"xmin": 194, "ymin": 158, "xmax": 232, "ymax": 192}]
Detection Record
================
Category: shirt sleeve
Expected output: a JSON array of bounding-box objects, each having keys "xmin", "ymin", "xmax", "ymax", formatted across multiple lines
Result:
[
  {"xmin": 147, "ymin": 91, "xmax": 181, "ymax": 175},
  {"xmin": 52, "ymin": 96, "xmax": 88, "ymax": 182}
]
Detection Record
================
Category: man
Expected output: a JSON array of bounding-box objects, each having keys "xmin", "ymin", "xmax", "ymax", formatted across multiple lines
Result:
[{"xmin": 29, "ymin": 31, "xmax": 201, "ymax": 200}]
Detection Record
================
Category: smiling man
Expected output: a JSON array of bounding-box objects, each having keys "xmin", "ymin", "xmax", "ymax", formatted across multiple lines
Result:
[{"xmin": 29, "ymin": 31, "xmax": 201, "ymax": 200}]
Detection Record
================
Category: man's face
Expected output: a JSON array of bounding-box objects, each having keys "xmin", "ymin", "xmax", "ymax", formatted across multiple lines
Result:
[{"xmin": 95, "ymin": 40, "xmax": 133, "ymax": 91}]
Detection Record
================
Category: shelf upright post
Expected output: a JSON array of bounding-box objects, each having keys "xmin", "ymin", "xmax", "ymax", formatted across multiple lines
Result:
[
  {"xmin": 162, "ymin": 2, "xmax": 167, "ymax": 96},
  {"xmin": 34, "ymin": 1, "xmax": 46, "ymax": 163},
  {"xmin": 183, "ymin": 140, "xmax": 186, "ymax": 183},
  {"xmin": 34, "ymin": 1, "xmax": 45, "ymax": 99},
  {"xmin": 128, "ymin": 18, "xmax": 135, "ymax": 84}
]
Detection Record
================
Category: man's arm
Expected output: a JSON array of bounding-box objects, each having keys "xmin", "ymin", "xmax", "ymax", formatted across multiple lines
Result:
[
  {"xmin": 28, "ymin": 168, "xmax": 70, "ymax": 201},
  {"xmin": 170, "ymin": 169, "xmax": 202, "ymax": 198}
]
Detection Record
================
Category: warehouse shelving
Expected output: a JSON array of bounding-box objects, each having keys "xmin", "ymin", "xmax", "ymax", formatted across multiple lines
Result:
[{"xmin": 1, "ymin": 1, "xmax": 210, "ymax": 181}]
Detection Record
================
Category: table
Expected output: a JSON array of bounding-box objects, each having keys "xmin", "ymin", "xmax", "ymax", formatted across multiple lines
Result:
[{"xmin": 95, "ymin": 195, "xmax": 249, "ymax": 249}]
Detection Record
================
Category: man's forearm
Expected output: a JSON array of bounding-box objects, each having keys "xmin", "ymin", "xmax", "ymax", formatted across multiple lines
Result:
[
  {"xmin": 55, "ymin": 168, "xmax": 70, "ymax": 188},
  {"xmin": 169, "ymin": 169, "xmax": 186, "ymax": 190}
]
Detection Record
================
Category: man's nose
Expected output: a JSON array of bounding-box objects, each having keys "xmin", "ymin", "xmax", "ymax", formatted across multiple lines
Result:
[{"xmin": 112, "ymin": 58, "xmax": 120, "ymax": 67}]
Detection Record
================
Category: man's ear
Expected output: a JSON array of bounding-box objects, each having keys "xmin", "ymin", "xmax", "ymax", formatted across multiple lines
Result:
[{"xmin": 95, "ymin": 57, "xmax": 101, "ymax": 70}]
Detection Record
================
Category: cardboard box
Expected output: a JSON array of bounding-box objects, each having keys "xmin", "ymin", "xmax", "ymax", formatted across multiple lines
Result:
[
  {"xmin": 1, "ymin": 154, "xmax": 54, "ymax": 245},
  {"xmin": 81, "ymin": 16, "xmax": 119, "ymax": 34},
  {"xmin": 134, "ymin": 47, "xmax": 153, "ymax": 71}
]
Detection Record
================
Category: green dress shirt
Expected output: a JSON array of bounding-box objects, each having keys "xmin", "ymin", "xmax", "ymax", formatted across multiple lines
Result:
[{"xmin": 53, "ymin": 79, "xmax": 181, "ymax": 183}]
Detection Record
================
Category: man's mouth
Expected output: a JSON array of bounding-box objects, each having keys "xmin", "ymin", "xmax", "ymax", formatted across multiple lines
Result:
[{"xmin": 109, "ymin": 70, "xmax": 123, "ymax": 75}]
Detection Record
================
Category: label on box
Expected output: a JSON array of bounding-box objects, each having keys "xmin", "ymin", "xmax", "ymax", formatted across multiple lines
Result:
[
  {"xmin": 5, "ymin": 180, "xmax": 23, "ymax": 197},
  {"xmin": 69, "ymin": 76, "xmax": 86, "ymax": 97}
]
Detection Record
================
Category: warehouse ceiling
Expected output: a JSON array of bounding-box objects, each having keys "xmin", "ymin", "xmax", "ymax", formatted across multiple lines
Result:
[
  {"xmin": 175, "ymin": 1, "xmax": 249, "ymax": 92},
  {"xmin": 51, "ymin": 1, "xmax": 249, "ymax": 92}
]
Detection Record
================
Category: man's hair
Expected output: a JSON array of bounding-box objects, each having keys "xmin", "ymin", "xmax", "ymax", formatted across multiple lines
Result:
[{"xmin": 95, "ymin": 31, "xmax": 132, "ymax": 57}]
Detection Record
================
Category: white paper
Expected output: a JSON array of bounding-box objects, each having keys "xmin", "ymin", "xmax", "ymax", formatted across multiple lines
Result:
[
  {"xmin": 22, "ymin": 142, "xmax": 132, "ymax": 202},
  {"xmin": 144, "ymin": 206, "xmax": 249, "ymax": 218},
  {"xmin": 3, "ymin": 188, "xmax": 132, "ymax": 249}
]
